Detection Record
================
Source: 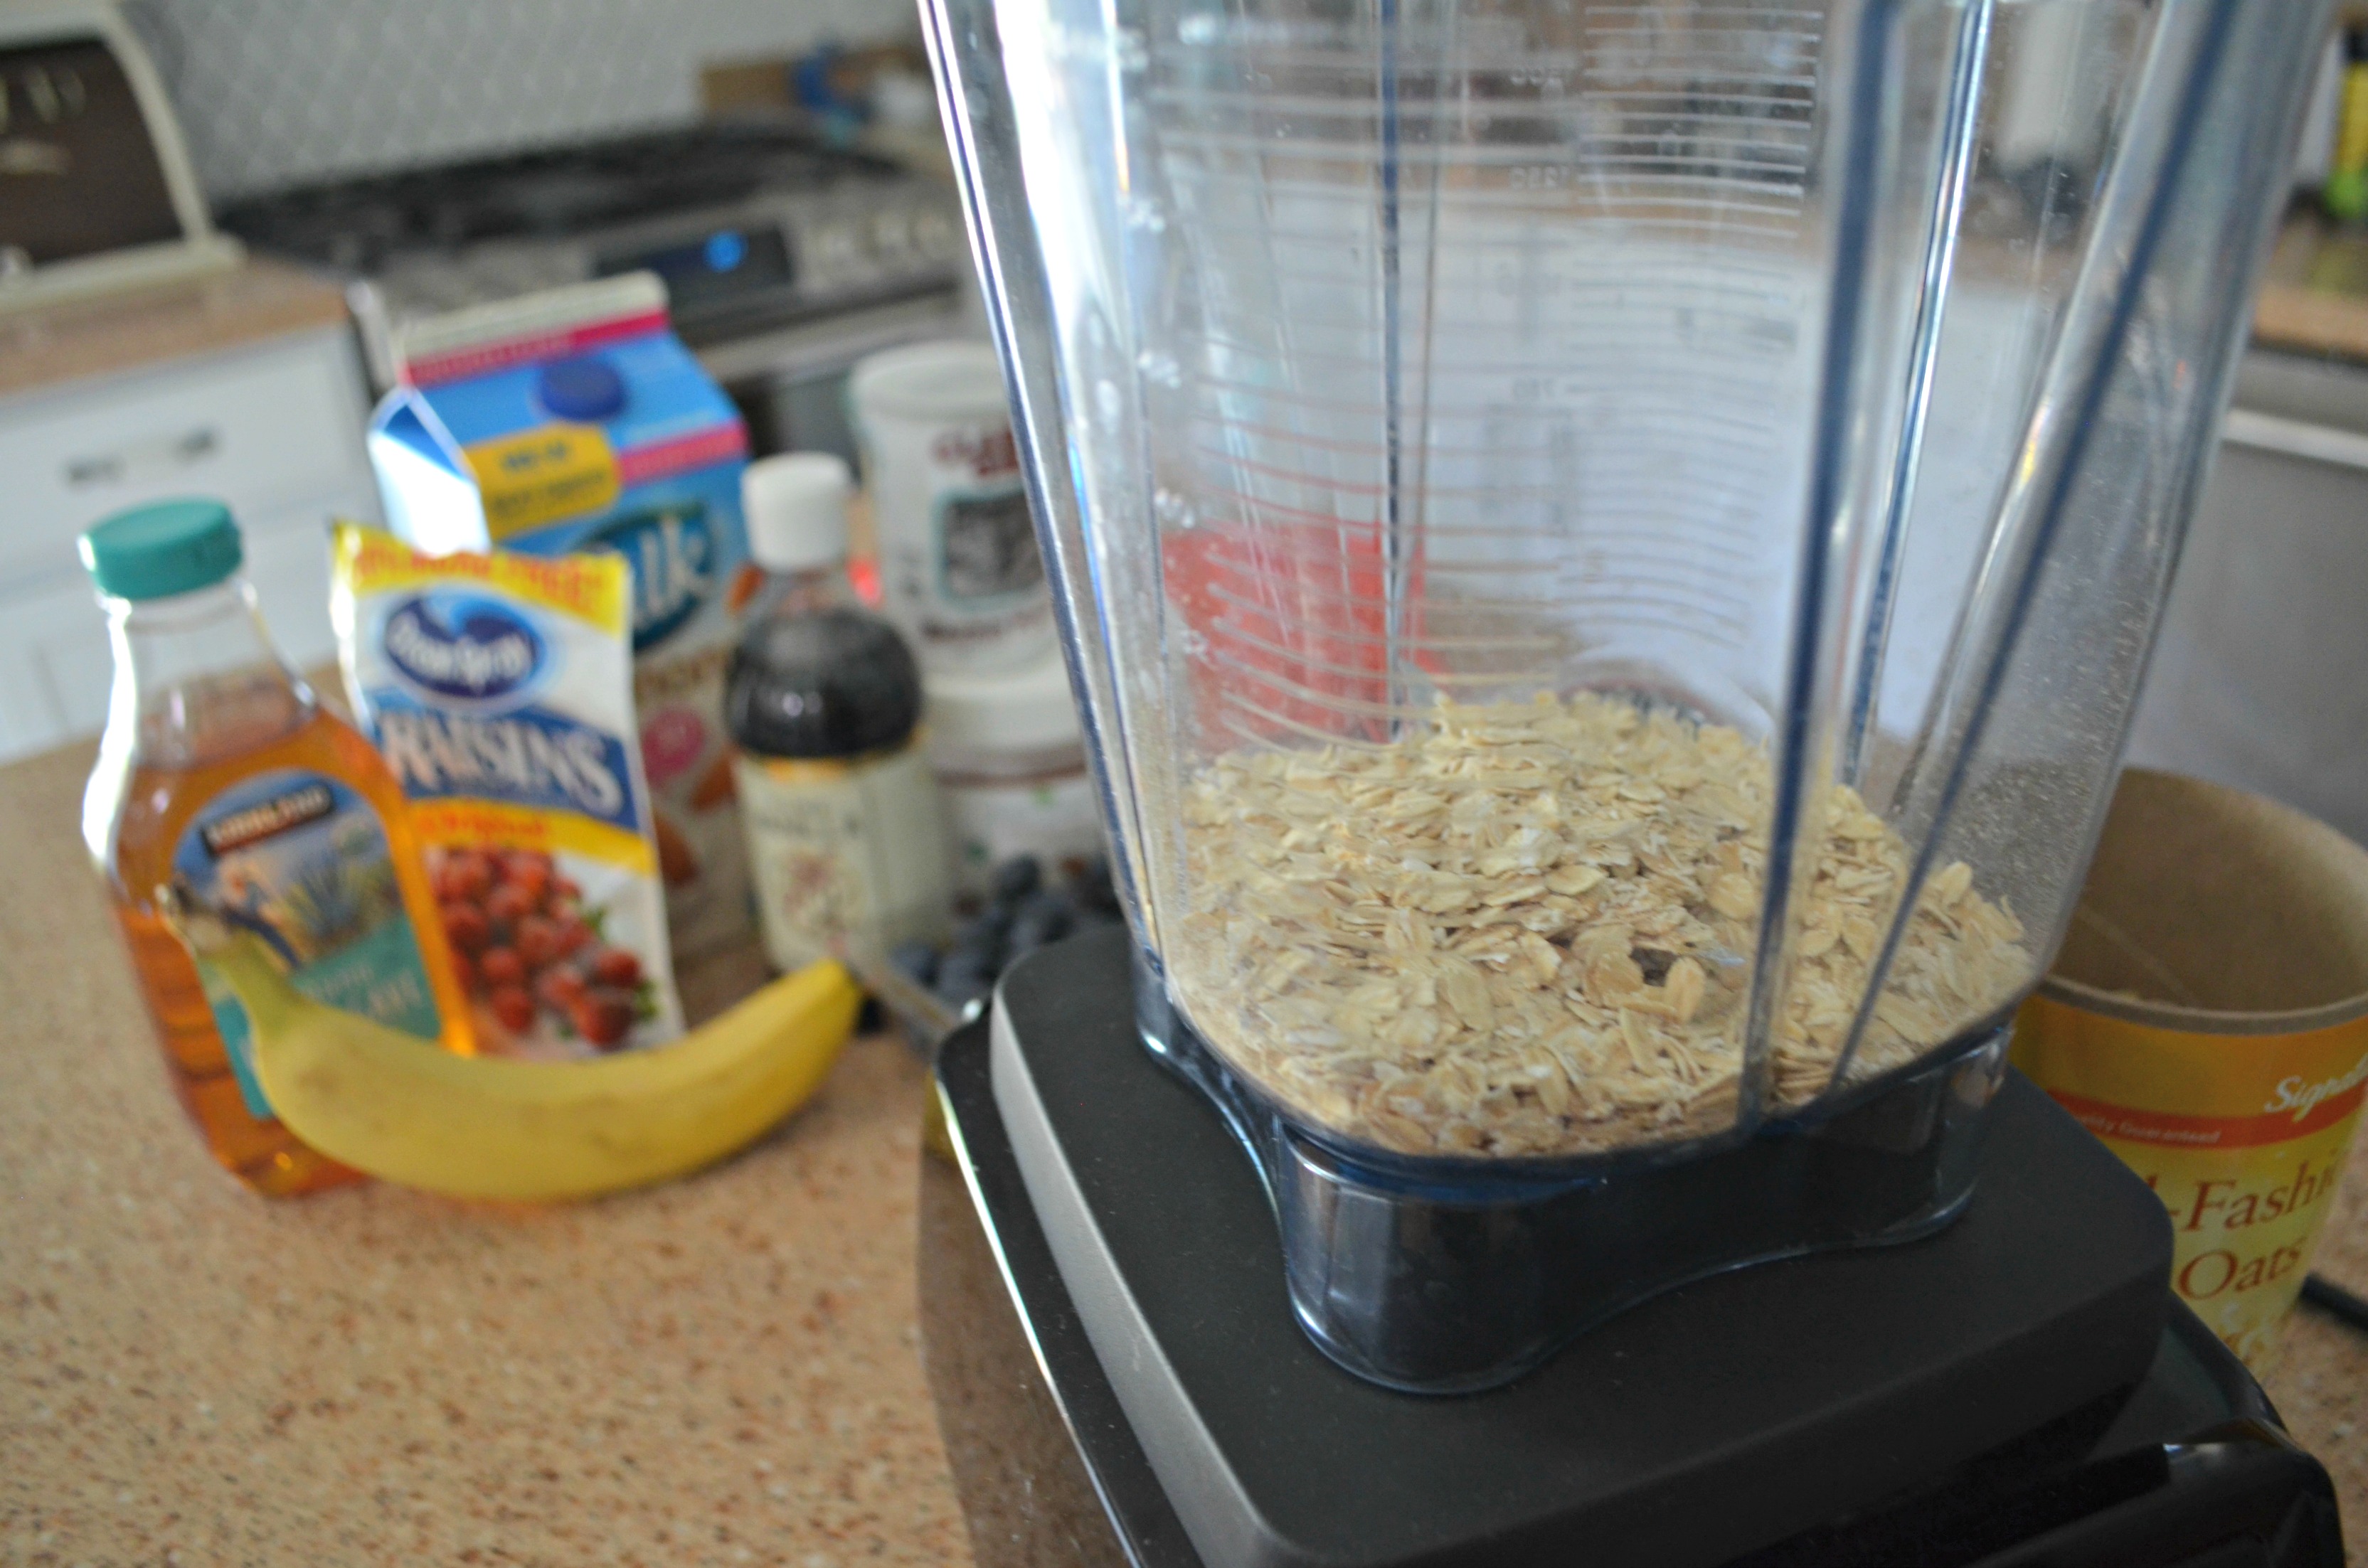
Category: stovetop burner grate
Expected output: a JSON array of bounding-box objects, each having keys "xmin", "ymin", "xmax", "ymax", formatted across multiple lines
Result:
[{"xmin": 217, "ymin": 122, "xmax": 903, "ymax": 270}]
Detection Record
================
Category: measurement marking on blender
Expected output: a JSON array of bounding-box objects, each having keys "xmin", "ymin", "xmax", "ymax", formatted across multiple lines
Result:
[
  {"xmin": 1155, "ymin": 113, "xmax": 1813, "ymax": 149},
  {"xmin": 1178, "ymin": 361, "xmax": 1803, "ymax": 400},
  {"xmin": 1157, "ymin": 153, "xmax": 1811, "ymax": 199},
  {"xmin": 1152, "ymin": 118, "xmax": 1815, "ymax": 169},
  {"xmin": 1157, "ymin": 156, "xmax": 1817, "ymax": 203},
  {"xmin": 1198, "ymin": 595, "xmax": 1564, "ymax": 656},
  {"xmin": 1211, "ymin": 701, "xmax": 1402, "ymax": 755},
  {"xmin": 1152, "ymin": 104, "xmax": 1815, "ymax": 165},
  {"xmin": 1203, "ymin": 655, "xmax": 1447, "ymax": 724},
  {"xmin": 1158, "ymin": 44, "xmax": 1773, "ymax": 71},
  {"xmin": 1152, "ymin": 63, "xmax": 1820, "ymax": 108},
  {"xmin": 1179, "ymin": 319, "xmax": 1805, "ymax": 357},
  {"xmin": 1207, "ymin": 620, "xmax": 1569, "ymax": 685},
  {"xmin": 1183, "ymin": 433, "xmax": 1785, "ymax": 491},
  {"xmin": 1200, "ymin": 560, "xmax": 1756, "ymax": 634},
  {"xmin": 1262, "ymin": 547, "xmax": 1711, "ymax": 585},
  {"xmin": 1164, "ymin": 218, "xmax": 1809, "ymax": 260},
  {"xmin": 1157, "ymin": 115, "xmax": 1813, "ymax": 151},
  {"xmin": 1185, "ymin": 377, "xmax": 1798, "ymax": 419},
  {"xmin": 1586, "ymin": 3, "xmax": 1823, "ymax": 18},
  {"xmin": 1191, "ymin": 456, "xmax": 1741, "ymax": 507},
  {"xmin": 1189, "ymin": 291, "xmax": 1810, "ymax": 330},
  {"xmin": 1559, "ymin": 607, "xmax": 1750, "ymax": 646},
  {"xmin": 1194, "ymin": 511, "xmax": 1758, "ymax": 562},
  {"xmin": 1567, "ymin": 578, "xmax": 1758, "ymax": 617},
  {"xmin": 1177, "ymin": 328, "xmax": 1806, "ymax": 373},
  {"xmin": 1200, "ymin": 574, "xmax": 1546, "ymax": 623},
  {"xmin": 1179, "ymin": 358, "xmax": 1796, "ymax": 393},
  {"xmin": 1529, "ymin": 527, "xmax": 1754, "ymax": 564},
  {"xmin": 1563, "ymin": 494, "xmax": 1770, "ymax": 537},
  {"xmin": 1192, "ymin": 493, "xmax": 1770, "ymax": 547},
  {"xmin": 1184, "ymin": 449, "xmax": 1786, "ymax": 508},
  {"xmin": 1175, "ymin": 373, "xmax": 1793, "ymax": 422},
  {"xmin": 1158, "ymin": 211, "xmax": 1812, "ymax": 257},
  {"xmin": 1182, "ymin": 422, "xmax": 1775, "ymax": 472},
  {"xmin": 1145, "ymin": 76, "xmax": 1813, "ymax": 106},
  {"xmin": 1160, "ymin": 156, "xmax": 1810, "ymax": 220},
  {"xmin": 1174, "ymin": 208, "xmax": 1806, "ymax": 245}
]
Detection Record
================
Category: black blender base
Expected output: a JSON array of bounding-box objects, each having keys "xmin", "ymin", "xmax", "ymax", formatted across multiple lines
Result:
[
  {"xmin": 929, "ymin": 929, "xmax": 2342, "ymax": 1568},
  {"xmin": 1137, "ymin": 944, "xmax": 2014, "ymax": 1392}
]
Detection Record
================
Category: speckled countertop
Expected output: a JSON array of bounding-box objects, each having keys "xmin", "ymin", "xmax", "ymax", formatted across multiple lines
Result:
[
  {"xmin": 2256, "ymin": 218, "xmax": 2368, "ymax": 364},
  {"xmin": 0, "ymin": 259, "xmax": 351, "ymax": 402},
  {"xmin": 4, "ymin": 729, "xmax": 2367, "ymax": 1565},
  {"xmin": 0, "ymin": 742, "xmax": 969, "ymax": 1567}
]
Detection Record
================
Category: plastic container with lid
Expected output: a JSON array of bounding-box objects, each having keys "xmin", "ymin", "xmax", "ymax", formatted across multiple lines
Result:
[
  {"xmin": 849, "ymin": 340, "xmax": 1052, "ymax": 675},
  {"xmin": 928, "ymin": 0, "xmax": 2336, "ymax": 1388},
  {"xmin": 727, "ymin": 452, "xmax": 952, "ymax": 971},
  {"xmin": 924, "ymin": 653, "xmax": 1105, "ymax": 905}
]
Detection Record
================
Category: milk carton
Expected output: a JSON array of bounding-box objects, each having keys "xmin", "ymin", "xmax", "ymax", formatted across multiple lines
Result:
[{"xmin": 368, "ymin": 274, "xmax": 754, "ymax": 958}]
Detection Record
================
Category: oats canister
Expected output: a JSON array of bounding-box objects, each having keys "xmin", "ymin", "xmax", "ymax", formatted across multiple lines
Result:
[{"xmin": 2011, "ymin": 768, "xmax": 2368, "ymax": 1374}]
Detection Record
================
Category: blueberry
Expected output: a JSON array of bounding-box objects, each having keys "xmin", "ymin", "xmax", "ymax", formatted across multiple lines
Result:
[
  {"xmin": 956, "ymin": 907, "xmax": 1012, "ymax": 970},
  {"xmin": 989, "ymin": 855, "xmax": 1043, "ymax": 906},
  {"xmin": 938, "ymin": 943, "xmax": 998, "ymax": 988},
  {"xmin": 1075, "ymin": 853, "xmax": 1121, "ymax": 915},
  {"xmin": 1007, "ymin": 890, "xmax": 1076, "ymax": 956},
  {"xmin": 888, "ymin": 938, "xmax": 940, "ymax": 988}
]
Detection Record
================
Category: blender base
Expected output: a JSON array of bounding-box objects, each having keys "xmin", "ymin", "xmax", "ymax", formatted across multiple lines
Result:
[
  {"xmin": 946, "ymin": 928, "xmax": 2331, "ymax": 1568},
  {"xmin": 1130, "ymin": 944, "xmax": 2018, "ymax": 1392}
]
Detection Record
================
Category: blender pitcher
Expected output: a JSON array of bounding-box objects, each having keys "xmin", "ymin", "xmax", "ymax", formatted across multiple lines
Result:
[{"xmin": 923, "ymin": 0, "xmax": 2333, "ymax": 1390}]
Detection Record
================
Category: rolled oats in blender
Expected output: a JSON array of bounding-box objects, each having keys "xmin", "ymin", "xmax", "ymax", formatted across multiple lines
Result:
[{"xmin": 1174, "ymin": 693, "xmax": 2029, "ymax": 1158}]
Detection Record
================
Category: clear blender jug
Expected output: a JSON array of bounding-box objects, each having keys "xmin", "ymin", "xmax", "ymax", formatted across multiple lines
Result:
[{"xmin": 923, "ymin": 0, "xmax": 2334, "ymax": 1390}]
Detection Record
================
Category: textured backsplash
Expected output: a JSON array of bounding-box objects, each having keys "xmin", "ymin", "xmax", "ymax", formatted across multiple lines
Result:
[{"xmin": 123, "ymin": 0, "xmax": 908, "ymax": 200}]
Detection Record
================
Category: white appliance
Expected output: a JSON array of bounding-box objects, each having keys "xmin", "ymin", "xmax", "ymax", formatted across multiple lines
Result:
[{"xmin": 0, "ymin": 1, "xmax": 240, "ymax": 311}]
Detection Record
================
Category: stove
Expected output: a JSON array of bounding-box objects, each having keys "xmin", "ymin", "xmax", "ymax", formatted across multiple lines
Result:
[{"xmin": 218, "ymin": 121, "xmax": 974, "ymax": 442}]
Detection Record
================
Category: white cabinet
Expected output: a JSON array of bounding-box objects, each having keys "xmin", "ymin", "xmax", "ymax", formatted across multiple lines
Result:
[
  {"xmin": 0, "ymin": 325, "xmax": 379, "ymax": 762},
  {"xmin": 0, "ymin": 582, "xmax": 117, "ymax": 761}
]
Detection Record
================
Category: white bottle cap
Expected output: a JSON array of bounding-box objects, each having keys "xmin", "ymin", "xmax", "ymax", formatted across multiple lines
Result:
[{"xmin": 743, "ymin": 452, "xmax": 851, "ymax": 572}]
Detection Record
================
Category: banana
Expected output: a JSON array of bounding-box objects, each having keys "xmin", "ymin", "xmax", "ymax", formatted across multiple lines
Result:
[{"xmin": 166, "ymin": 900, "xmax": 861, "ymax": 1201}]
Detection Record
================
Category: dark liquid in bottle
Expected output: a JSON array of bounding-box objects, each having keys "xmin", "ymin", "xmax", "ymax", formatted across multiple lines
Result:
[{"xmin": 726, "ymin": 605, "xmax": 923, "ymax": 761}]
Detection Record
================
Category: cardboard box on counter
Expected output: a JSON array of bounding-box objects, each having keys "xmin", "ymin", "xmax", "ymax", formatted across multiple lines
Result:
[{"xmin": 2013, "ymin": 768, "xmax": 2368, "ymax": 1372}]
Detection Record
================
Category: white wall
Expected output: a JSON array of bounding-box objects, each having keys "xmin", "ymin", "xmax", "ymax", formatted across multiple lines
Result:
[{"xmin": 122, "ymin": 0, "xmax": 915, "ymax": 200}]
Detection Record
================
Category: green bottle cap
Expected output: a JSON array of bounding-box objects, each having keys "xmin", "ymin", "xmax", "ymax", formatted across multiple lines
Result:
[{"xmin": 78, "ymin": 498, "xmax": 245, "ymax": 601}]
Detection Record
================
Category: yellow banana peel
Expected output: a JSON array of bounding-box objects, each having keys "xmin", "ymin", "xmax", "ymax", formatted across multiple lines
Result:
[{"xmin": 179, "ymin": 912, "xmax": 860, "ymax": 1202}]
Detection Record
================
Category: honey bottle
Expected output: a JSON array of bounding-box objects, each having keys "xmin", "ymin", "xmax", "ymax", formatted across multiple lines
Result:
[{"xmin": 78, "ymin": 499, "xmax": 470, "ymax": 1196}]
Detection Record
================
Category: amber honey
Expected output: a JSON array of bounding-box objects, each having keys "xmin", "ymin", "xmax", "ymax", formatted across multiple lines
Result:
[
  {"xmin": 103, "ymin": 695, "xmax": 472, "ymax": 1195},
  {"xmin": 81, "ymin": 498, "xmax": 471, "ymax": 1198}
]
